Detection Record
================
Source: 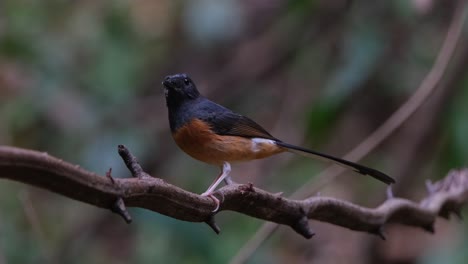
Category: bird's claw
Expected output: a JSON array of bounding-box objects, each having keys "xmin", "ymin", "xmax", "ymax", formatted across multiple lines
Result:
[{"xmin": 201, "ymin": 192, "xmax": 220, "ymax": 212}]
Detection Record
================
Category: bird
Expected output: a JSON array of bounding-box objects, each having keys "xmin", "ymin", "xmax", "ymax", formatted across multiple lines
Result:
[{"xmin": 162, "ymin": 73, "xmax": 394, "ymax": 209}]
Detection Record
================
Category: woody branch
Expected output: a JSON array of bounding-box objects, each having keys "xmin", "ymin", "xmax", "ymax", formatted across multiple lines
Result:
[{"xmin": 0, "ymin": 145, "xmax": 466, "ymax": 239}]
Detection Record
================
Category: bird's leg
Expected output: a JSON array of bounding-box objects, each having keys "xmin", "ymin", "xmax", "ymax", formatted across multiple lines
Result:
[
  {"xmin": 201, "ymin": 162, "xmax": 231, "ymax": 211},
  {"xmin": 202, "ymin": 162, "xmax": 231, "ymax": 195}
]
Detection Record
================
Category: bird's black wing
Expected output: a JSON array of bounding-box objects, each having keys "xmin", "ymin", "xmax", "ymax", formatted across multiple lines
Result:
[
  {"xmin": 195, "ymin": 99, "xmax": 395, "ymax": 185},
  {"xmin": 197, "ymin": 101, "xmax": 279, "ymax": 140}
]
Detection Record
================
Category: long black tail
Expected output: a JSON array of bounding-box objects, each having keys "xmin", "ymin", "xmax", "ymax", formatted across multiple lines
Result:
[{"xmin": 275, "ymin": 141, "xmax": 395, "ymax": 185}]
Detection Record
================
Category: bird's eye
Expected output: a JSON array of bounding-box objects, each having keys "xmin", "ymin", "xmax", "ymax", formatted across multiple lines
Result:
[{"xmin": 184, "ymin": 78, "xmax": 190, "ymax": 85}]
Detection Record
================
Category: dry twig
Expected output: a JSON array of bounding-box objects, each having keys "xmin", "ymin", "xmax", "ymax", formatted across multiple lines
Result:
[{"xmin": 0, "ymin": 145, "xmax": 466, "ymax": 239}]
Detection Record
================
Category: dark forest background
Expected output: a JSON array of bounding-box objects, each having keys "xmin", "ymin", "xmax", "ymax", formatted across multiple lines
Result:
[{"xmin": 0, "ymin": 0, "xmax": 467, "ymax": 263}]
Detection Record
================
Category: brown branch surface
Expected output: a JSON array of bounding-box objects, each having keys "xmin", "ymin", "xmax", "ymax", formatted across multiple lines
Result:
[{"xmin": 0, "ymin": 145, "xmax": 467, "ymax": 239}]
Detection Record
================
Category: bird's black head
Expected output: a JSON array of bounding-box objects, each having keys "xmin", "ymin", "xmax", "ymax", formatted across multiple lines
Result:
[{"xmin": 162, "ymin": 73, "xmax": 200, "ymax": 108}]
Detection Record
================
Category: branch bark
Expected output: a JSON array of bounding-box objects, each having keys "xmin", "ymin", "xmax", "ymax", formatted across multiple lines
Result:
[{"xmin": 0, "ymin": 145, "xmax": 467, "ymax": 239}]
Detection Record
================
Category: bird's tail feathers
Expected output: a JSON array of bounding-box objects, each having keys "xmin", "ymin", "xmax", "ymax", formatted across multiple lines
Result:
[{"xmin": 275, "ymin": 141, "xmax": 395, "ymax": 185}]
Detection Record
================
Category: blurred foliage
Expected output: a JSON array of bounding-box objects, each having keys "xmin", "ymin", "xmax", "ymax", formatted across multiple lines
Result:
[{"xmin": 0, "ymin": 0, "xmax": 467, "ymax": 263}]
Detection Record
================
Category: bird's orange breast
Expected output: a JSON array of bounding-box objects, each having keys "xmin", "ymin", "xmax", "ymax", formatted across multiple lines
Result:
[{"xmin": 172, "ymin": 119, "xmax": 284, "ymax": 165}]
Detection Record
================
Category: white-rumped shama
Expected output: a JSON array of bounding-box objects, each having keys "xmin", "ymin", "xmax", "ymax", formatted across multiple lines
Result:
[{"xmin": 162, "ymin": 73, "xmax": 394, "ymax": 207}]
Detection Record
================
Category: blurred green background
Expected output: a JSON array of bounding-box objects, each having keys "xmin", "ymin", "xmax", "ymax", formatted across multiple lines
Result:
[{"xmin": 1, "ymin": 0, "xmax": 468, "ymax": 263}]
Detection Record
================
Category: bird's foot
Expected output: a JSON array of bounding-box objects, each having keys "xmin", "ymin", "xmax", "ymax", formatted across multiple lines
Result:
[{"xmin": 201, "ymin": 192, "xmax": 220, "ymax": 212}]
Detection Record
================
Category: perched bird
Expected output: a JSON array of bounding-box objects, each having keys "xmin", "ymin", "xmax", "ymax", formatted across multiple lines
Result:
[{"xmin": 162, "ymin": 73, "xmax": 394, "ymax": 208}]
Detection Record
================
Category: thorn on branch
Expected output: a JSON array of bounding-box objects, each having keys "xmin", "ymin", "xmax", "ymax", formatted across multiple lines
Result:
[
  {"xmin": 292, "ymin": 215, "xmax": 315, "ymax": 239},
  {"xmin": 106, "ymin": 168, "xmax": 115, "ymax": 184},
  {"xmin": 453, "ymin": 208, "xmax": 463, "ymax": 220},
  {"xmin": 375, "ymin": 226, "xmax": 386, "ymax": 240},
  {"xmin": 440, "ymin": 210, "xmax": 450, "ymax": 219},
  {"xmin": 239, "ymin": 183, "xmax": 255, "ymax": 193},
  {"xmin": 205, "ymin": 215, "xmax": 221, "ymax": 234},
  {"xmin": 441, "ymin": 204, "xmax": 464, "ymax": 220},
  {"xmin": 426, "ymin": 179, "xmax": 435, "ymax": 194},
  {"xmin": 111, "ymin": 197, "xmax": 132, "ymax": 224},
  {"xmin": 422, "ymin": 223, "xmax": 435, "ymax": 234}
]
